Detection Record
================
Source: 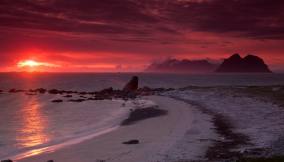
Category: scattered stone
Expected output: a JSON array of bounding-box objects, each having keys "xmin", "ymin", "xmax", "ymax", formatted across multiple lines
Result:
[
  {"xmin": 48, "ymin": 89, "xmax": 62, "ymax": 94},
  {"xmin": 68, "ymin": 99, "xmax": 85, "ymax": 102},
  {"xmin": 25, "ymin": 92, "xmax": 37, "ymax": 95},
  {"xmin": 121, "ymin": 107, "xmax": 168, "ymax": 125},
  {"xmin": 51, "ymin": 99, "xmax": 63, "ymax": 103},
  {"xmin": 122, "ymin": 139, "xmax": 140, "ymax": 144},
  {"xmin": 123, "ymin": 76, "xmax": 138, "ymax": 92},
  {"xmin": 96, "ymin": 160, "xmax": 106, "ymax": 162},
  {"xmin": 1, "ymin": 159, "xmax": 13, "ymax": 162},
  {"xmin": 87, "ymin": 97, "xmax": 96, "ymax": 100},
  {"xmin": 9, "ymin": 89, "xmax": 25, "ymax": 93},
  {"xmin": 36, "ymin": 88, "xmax": 47, "ymax": 94},
  {"xmin": 100, "ymin": 87, "xmax": 113, "ymax": 94},
  {"xmin": 79, "ymin": 92, "xmax": 87, "ymax": 95}
]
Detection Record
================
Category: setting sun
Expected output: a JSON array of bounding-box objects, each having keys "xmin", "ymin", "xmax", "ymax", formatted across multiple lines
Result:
[
  {"xmin": 18, "ymin": 60, "xmax": 41, "ymax": 68},
  {"xmin": 17, "ymin": 60, "xmax": 59, "ymax": 68}
]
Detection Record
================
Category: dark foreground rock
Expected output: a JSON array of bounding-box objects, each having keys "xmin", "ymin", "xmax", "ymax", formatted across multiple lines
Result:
[
  {"xmin": 9, "ymin": 89, "xmax": 25, "ymax": 93},
  {"xmin": 122, "ymin": 139, "xmax": 140, "ymax": 144},
  {"xmin": 123, "ymin": 76, "xmax": 138, "ymax": 92},
  {"xmin": 51, "ymin": 99, "xmax": 63, "ymax": 103},
  {"xmin": 68, "ymin": 99, "xmax": 86, "ymax": 102},
  {"xmin": 1, "ymin": 160, "xmax": 13, "ymax": 162},
  {"xmin": 121, "ymin": 107, "xmax": 168, "ymax": 125}
]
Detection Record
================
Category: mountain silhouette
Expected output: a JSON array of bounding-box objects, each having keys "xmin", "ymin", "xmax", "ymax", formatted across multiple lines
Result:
[
  {"xmin": 145, "ymin": 59, "xmax": 217, "ymax": 73},
  {"xmin": 216, "ymin": 54, "xmax": 272, "ymax": 73}
]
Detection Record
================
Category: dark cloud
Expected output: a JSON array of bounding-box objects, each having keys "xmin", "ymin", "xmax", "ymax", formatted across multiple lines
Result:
[
  {"xmin": 1, "ymin": 0, "xmax": 284, "ymax": 42},
  {"xmin": 0, "ymin": 0, "xmax": 284, "ymax": 71},
  {"xmin": 168, "ymin": 0, "xmax": 284, "ymax": 39}
]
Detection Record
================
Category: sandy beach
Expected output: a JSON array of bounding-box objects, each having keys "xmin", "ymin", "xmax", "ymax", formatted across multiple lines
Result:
[
  {"xmin": 16, "ymin": 96, "xmax": 208, "ymax": 162},
  {"xmin": 2, "ymin": 86, "xmax": 284, "ymax": 162}
]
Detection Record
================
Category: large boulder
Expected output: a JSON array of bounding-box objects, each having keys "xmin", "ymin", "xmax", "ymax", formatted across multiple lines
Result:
[
  {"xmin": 123, "ymin": 76, "xmax": 138, "ymax": 92},
  {"xmin": 1, "ymin": 160, "xmax": 13, "ymax": 162}
]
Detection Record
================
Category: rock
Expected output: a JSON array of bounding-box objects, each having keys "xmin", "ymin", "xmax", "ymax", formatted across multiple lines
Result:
[
  {"xmin": 48, "ymin": 89, "xmax": 61, "ymax": 94},
  {"xmin": 1, "ymin": 160, "xmax": 13, "ymax": 162},
  {"xmin": 68, "ymin": 99, "xmax": 85, "ymax": 102},
  {"xmin": 216, "ymin": 53, "xmax": 272, "ymax": 73},
  {"xmin": 121, "ymin": 107, "xmax": 168, "ymax": 125},
  {"xmin": 122, "ymin": 139, "xmax": 140, "ymax": 144},
  {"xmin": 25, "ymin": 92, "xmax": 36, "ymax": 95},
  {"xmin": 47, "ymin": 160, "xmax": 54, "ymax": 162},
  {"xmin": 100, "ymin": 87, "xmax": 113, "ymax": 94},
  {"xmin": 123, "ymin": 76, "xmax": 138, "ymax": 92},
  {"xmin": 51, "ymin": 99, "xmax": 63, "ymax": 103},
  {"xmin": 9, "ymin": 89, "xmax": 25, "ymax": 93},
  {"xmin": 63, "ymin": 95, "xmax": 72, "ymax": 98},
  {"xmin": 36, "ymin": 88, "xmax": 46, "ymax": 94}
]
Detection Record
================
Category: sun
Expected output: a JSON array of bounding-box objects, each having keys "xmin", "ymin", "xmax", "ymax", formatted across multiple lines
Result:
[
  {"xmin": 17, "ymin": 59, "xmax": 60, "ymax": 72},
  {"xmin": 17, "ymin": 60, "xmax": 41, "ymax": 68}
]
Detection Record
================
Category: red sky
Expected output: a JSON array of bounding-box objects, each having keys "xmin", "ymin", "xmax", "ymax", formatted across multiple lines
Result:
[{"xmin": 0, "ymin": 0, "xmax": 284, "ymax": 72}]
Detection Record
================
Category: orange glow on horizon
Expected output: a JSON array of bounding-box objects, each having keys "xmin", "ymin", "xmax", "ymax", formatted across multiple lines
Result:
[{"xmin": 17, "ymin": 60, "xmax": 59, "ymax": 68}]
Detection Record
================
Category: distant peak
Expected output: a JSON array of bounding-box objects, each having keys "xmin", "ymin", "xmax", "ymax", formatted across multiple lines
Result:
[
  {"xmin": 216, "ymin": 53, "xmax": 272, "ymax": 73},
  {"xmin": 229, "ymin": 53, "xmax": 242, "ymax": 59}
]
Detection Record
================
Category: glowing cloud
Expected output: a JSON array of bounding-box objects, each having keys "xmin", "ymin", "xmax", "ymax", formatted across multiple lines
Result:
[{"xmin": 17, "ymin": 60, "xmax": 59, "ymax": 68}]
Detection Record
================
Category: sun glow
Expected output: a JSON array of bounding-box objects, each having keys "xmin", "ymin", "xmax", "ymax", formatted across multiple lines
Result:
[
  {"xmin": 18, "ymin": 60, "xmax": 41, "ymax": 67},
  {"xmin": 17, "ymin": 60, "xmax": 59, "ymax": 68}
]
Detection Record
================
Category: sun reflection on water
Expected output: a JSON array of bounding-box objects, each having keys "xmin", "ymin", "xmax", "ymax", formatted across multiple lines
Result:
[{"xmin": 17, "ymin": 98, "xmax": 49, "ymax": 150}]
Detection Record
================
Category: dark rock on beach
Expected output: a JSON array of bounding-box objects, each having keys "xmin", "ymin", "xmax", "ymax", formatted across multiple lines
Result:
[
  {"xmin": 25, "ymin": 92, "xmax": 37, "ymax": 95},
  {"xmin": 99, "ymin": 87, "xmax": 113, "ymax": 94},
  {"xmin": 122, "ymin": 139, "xmax": 140, "ymax": 144},
  {"xmin": 36, "ymin": 88, "xmax": 47, "ymax": 94},
  {"xmin": 9, "ymin": 89, "xmax": 25, "ymax": 93},
  {"xmin": 68, "ymin": 99, "xmax": 85, "ymax": 102},
  {"xmin": 29, "ymin": 88, "xmax": 47, "ymax": 94},
  {"xmin": 121, "ymin": 107, "xmax": 168, "ymax": 125},
  {"xmin": 123, "ymin": 76, "xmax": 138, "ymax": 92},
  {"xmin": 52, "ymin": 99, "xmax": 63, "ymax": 103},
  {"xmin": 1, "ymin": 159, "xmax": 13, "ymax": 162},
  {"xmin": 48, "ymin": 89, "xmax": 62, "ymax": 94}
]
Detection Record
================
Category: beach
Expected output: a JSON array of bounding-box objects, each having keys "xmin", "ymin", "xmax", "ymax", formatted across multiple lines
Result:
[
  {"xmin": 16, "ymin": 95, "xmax": 210, "ymax": 162},
  {"xmin": 1, "ymin": 74, "xmax": 284, "ymax": 162}
]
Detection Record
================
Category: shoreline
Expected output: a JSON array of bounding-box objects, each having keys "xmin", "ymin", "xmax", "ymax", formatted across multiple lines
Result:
[
  {"xmin": 172, "ymin": 97, "xmax": 252, "ymax": 161},
  {"xmin": 16, "ymin": 96, "xmax": 201, "ymax": 162},
  {"xmin": 3, "ymin": 86, "xmax": 284, "ymax": 162}
]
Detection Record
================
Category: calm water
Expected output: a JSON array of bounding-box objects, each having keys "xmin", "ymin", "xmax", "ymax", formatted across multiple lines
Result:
[
  {"xmin": 0, "ymin": 72, "xmax": 284, "ymax": 159},
  {"xmin": 0, "ymin": 73, "xmax": 284, "ymax": 91}
]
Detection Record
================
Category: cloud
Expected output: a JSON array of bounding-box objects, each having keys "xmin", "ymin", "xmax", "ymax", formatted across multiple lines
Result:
[{"xmin": 0, "ymin": 0, "xmax": 284, "ymax": 71}]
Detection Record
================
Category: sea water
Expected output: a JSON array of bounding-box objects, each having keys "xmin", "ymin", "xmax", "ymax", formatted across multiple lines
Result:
[{"xmin": 0, "ymin": 72, "xmax": 284, "ymax": 159}]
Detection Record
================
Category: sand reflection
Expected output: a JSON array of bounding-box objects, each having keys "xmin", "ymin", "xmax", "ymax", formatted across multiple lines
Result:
[{"xmin": 17, "ymin": 98, "xmax": 49, "ymax": 149}]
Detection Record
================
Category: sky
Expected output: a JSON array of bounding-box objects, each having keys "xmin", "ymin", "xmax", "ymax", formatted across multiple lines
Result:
[{"xmin": 0, "ymin": 0, "xmax": 284, "ymax": 72}]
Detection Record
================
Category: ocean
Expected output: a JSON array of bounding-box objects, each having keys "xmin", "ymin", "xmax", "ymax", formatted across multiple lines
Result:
[{"xmin": 1, "ymin": 72, "xmax": 284, "ymax": 159}]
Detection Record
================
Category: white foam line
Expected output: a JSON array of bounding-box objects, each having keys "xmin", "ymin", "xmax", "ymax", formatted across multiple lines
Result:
[{"xmin": 8, "ymin": 126, "xmax": 119, "ymax": 161}]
